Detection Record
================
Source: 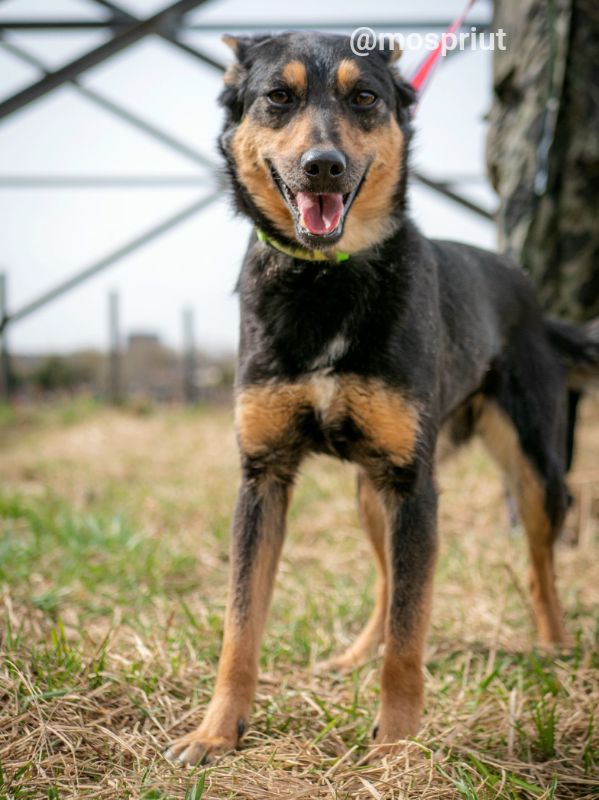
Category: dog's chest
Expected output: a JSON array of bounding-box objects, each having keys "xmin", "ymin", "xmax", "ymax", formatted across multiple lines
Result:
[{"xmin": 236, "ymin": 372, "xmax": 420, "ymax": 467}]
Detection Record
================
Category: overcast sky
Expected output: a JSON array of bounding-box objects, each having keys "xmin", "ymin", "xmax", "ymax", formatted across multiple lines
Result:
[{"xmin": 0, "ymin": 0, "xmax": 496, "ymax": 356}]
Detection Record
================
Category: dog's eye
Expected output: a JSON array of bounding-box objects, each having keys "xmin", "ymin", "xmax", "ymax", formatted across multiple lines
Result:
[
  {"xmin": 351, "ymin": 90, "xmax": 378, "ymax": 108},
  {"xmin": 267, "ymin": 89, "xmax": 293, "ymax": 108}
]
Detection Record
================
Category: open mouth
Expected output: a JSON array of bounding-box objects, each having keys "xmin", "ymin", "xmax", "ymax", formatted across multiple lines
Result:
[{"xmin": 268, "ymin": 163, "xmax": 366, "ymax": 244}]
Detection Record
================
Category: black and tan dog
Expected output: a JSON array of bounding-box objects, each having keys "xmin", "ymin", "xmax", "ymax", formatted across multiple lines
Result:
[{"xmin": 166, "ymin": 32, "xmax": 599, "ymax": 765}]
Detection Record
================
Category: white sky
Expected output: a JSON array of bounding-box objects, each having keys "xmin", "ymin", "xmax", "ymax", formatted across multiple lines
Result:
[{"xmin": 0, "ymin": 0, "xmax": 497, "ymax": 356}]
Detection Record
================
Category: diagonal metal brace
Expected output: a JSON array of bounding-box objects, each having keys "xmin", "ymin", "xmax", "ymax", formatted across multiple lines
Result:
[{"xmin": 0, "ymin": 0, "xmax": 216, "ymax": 121}]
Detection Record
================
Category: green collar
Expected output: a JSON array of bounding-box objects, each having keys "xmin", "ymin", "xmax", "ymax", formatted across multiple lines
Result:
[{"xmin": 256, "ymin": 228, "xmax": 350, "ymax": 263}]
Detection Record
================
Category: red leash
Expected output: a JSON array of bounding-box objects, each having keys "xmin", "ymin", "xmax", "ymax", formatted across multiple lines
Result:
[{"xmin": 409, "ymin": 0, "xmax": 477, "ymax": 94}]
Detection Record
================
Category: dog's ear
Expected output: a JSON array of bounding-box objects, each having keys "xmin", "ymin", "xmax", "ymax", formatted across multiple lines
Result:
[
  {"xmin": 378, "ymin": 36, "xmax": 403, "ymax": 65},
  {"xmin": 376, "ymin": 38, "xmax": 416, "ymax": 124},
  {"xmin": 220, "ymin": 34, "xmax": 273, "ymax": 121},
  {"xmin": 222, "ymin": 33, "xmax": 273, "ymax": 66}
]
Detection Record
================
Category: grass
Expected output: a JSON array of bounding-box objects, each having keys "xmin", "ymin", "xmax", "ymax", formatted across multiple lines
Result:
[{"xmin": 0, "ymin": 398, "xmax": 598, "ymax": 799}]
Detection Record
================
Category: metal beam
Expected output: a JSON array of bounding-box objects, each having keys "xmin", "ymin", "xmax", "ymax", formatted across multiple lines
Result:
[
  {"xmin": 0, "ymin": 0, "xmax": 214, "ymax": 121},
  {"xmin": 0, "ymin": 36, "xmax": 218, "ymax": 171},
  {"xmin": 0, "ymin": 20, "xmax": 489, "ymax": 32},
  {"xmin": 0, "ymin": 21, "xmax": 123, "ymax": 31},
  {"xmin": 413, "ymin": 171, "xmax": 495, "ymax": 221},
  {"xmin": 0, "ymin": 2, "xmax": 493, "ymax": 221},
  {"xmin": 0, "ymin": 190, "xmax": 219, "ymax": 332},
  {"xmin": 0, "ymin": 175, "xmax": 211, "ymax": 188},
  {"xmin": 184, "ymin": 20, "xmax": 489, "ymax": 32},
  {"xmin": 0, "ymin": 174, "xmax": 488, "ymax": 189},
  {"xmin": 86, "ymin": 0, "xmax": 226, "ymax": 72},
  {"xmin": 162, "ymin": 33, "xmax": 226, "ymax": 72},
  {"xmin": 88, "ymin": 0, "xmax": 130, "ymax": 15}
]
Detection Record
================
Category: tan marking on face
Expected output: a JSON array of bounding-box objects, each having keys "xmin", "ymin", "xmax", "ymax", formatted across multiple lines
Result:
[
  {"xmin": 236, "ymin": 376, "xmax": 419, "ymax": 465},
  {"xmin": 281, "ymin": 59, "xmax": 307, "ymax": 96},
  {"xmin": 336, "ymin": 115, "xmax": 405, "ymax": 254},
  {"xmin": 336, "ymin": 58, "xmax": 361, "ymax": 94},
  {"xmin": 230, "ymin": 112, "xmax": 315, "ymax": 240},
  {"xmin": 477, "ymin": 402, "xmax": 566, "ymax": 645}
]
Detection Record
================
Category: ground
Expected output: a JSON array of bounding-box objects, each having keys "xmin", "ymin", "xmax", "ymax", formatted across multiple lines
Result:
[{"xmin": 0, "ymin": 396, "xmax": 598, "ymax": 800}]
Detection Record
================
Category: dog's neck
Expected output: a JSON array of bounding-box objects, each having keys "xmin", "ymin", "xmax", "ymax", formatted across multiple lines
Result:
[
  {"xmin": 237, "ymin": 220, "xmax": 421, "ymax": 378},
  {"xmin": 255, "ymin": 228, "xmax": 350, "ymax": 264}
]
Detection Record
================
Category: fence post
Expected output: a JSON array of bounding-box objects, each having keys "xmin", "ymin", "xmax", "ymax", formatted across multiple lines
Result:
[
  {"xmin": 107, "ymin": 290, "xmax": 122, "ymax": 403},
  {"xmin": 0, "ymin": 272, "xmax": 10, "ymax": 402},
  {"xmin": 182, "ymin": 307, "xmax": 198, "ymax": 404}
]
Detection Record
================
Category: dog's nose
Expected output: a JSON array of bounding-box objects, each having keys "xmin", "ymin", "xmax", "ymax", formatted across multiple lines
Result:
[{"xmin": 301, "ymin": 149, "xmax": 347, "ymax": 178}]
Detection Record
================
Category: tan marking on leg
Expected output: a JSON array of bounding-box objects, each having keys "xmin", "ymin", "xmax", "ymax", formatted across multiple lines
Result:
[
  {"xmin": 166, "ymin": 480, "xmax": 289, "ymax": 765},
  {"xmin": 521, "ymin": 467, "xmax": 567, "ymax": 645},
  {"xmin": 336, "ymin": 58, "xmax": 361, "ymax": 94},
  {"xmin": 343, "ymin": 377, "xmax": 419, "ymax": 465},
  {"xmin": 477, "ymin": 403, "xmax": 567, "ymax": 645},
  {"xmin": 318, "ymin": 470, "xmax": 388, "ymax": 672},
  {"xmin": 281, "ymin": 59, "xmax": 307, "ymax": 96},
  {"xmin": 374, "ymin": 555, "xmax": 435, "ymax": 753},
  {"xmin": 236, "ymin": 377, "xmax": 420, "ymax": 464},
  {"xmin": 336, "ymin": 116, "xmax": 405, "ymax": 254},
  {"xmin": 235, "ymin": 383, "xmax": 311, "ymax": 455}
]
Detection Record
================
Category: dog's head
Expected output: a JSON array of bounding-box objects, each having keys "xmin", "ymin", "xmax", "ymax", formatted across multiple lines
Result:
[{"xmin": 219, "ymin": 32, "xmax": 416, "ymax": 255}]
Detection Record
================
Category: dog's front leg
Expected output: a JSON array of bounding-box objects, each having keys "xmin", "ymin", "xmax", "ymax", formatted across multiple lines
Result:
[
  {"xmin": 166, "ymin": 473, "xmax": 291, "ymax": 766},
  {"xmin": 373, "ymin": 471, "xmax": 438, "ymax": 753}
]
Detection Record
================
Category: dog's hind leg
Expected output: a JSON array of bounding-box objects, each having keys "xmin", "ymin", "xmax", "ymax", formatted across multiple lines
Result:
[
  {"xmin": 477, "ymin": 400, "xmax": 568, "ymax": 646},
  {"xmin": 317, "ymin": 470, "xmax": 388, "ymax": 672}
]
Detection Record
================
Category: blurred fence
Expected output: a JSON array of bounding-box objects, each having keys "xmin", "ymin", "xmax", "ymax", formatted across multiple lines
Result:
[{"xmin": 1, "ymin": 280, "xmax": 234, "ymax": 405}]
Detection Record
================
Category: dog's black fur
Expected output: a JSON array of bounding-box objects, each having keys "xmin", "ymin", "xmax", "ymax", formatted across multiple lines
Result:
[{"xmin": 165, "ymin": 32, "xmax": 599, "ymax": 766}]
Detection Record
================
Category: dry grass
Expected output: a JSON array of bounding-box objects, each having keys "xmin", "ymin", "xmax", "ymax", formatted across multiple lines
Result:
[{"xmin": 0, "ymin": 396, "xmax": 598, "ymax": 799}]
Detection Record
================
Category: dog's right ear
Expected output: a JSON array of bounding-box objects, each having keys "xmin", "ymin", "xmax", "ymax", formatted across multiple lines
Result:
[{"xmin": 219, "ymin": 34, "xmax": 272, "ymax": 121}]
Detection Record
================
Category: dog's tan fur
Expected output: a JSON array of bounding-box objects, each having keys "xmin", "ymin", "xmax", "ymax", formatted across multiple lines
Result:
[{"xmin": 236, "ymin": 377, "xmax": 420, "ymax": 466}]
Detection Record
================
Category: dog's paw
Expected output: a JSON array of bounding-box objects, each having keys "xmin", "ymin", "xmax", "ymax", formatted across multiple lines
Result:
[
  {"xmin": 365, "ymin": 712, "xmax": 419, "ymax": 760},
  {"xmin": 164, "ymin": 723, "xmax": 243, "ymax": 766}
]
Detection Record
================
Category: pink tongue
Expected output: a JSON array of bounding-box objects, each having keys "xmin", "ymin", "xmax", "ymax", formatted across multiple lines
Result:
[{"xmin": 296, "ymin": 192, "xmax": 343, "ymax": 235}]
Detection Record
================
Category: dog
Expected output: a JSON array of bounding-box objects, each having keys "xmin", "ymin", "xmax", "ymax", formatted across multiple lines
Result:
[{"xmin": 165, "ymin": 32, "xmax": 599, "ymax": 766}]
